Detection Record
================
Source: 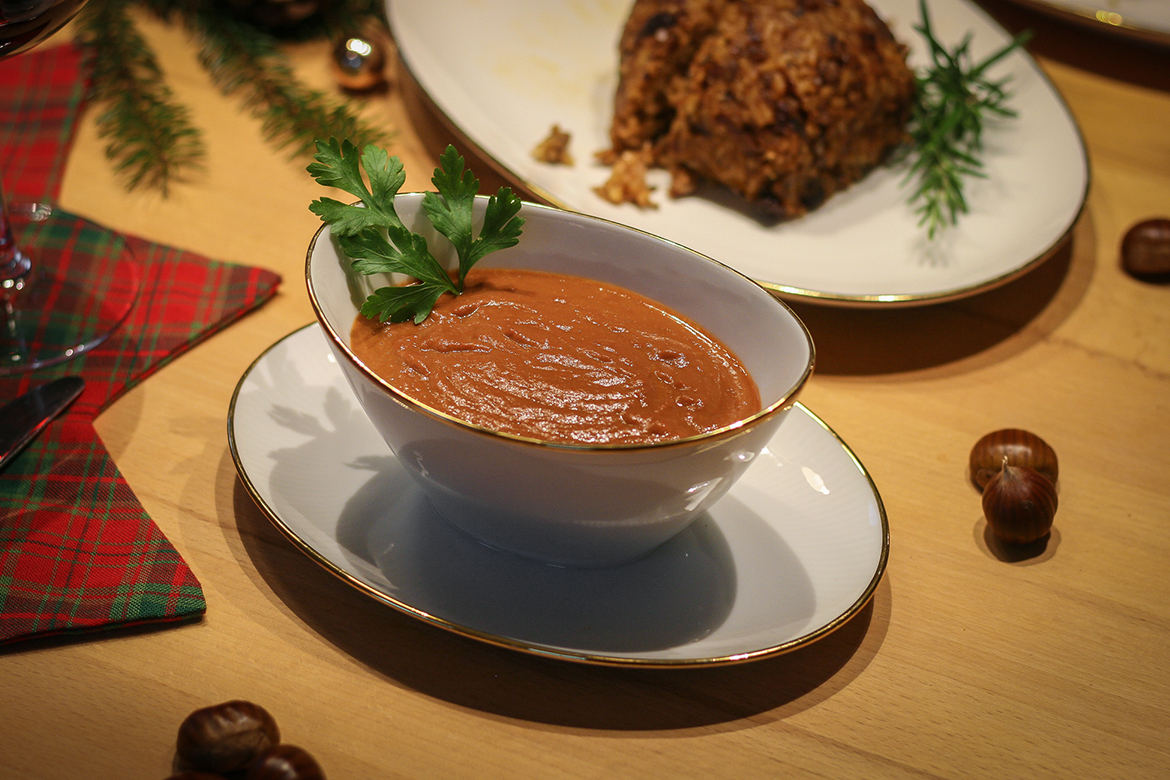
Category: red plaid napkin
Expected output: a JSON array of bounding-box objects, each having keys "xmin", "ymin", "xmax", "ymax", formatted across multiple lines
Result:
[{"xmin": 0, "ymin": 44, "xmax": 281, "ymax": 645}]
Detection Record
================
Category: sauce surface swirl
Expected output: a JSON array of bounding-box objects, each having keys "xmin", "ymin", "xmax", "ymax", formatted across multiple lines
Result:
[{"xmin": 350, "ymin": 268, "xmax": 760, "ymax": 444}]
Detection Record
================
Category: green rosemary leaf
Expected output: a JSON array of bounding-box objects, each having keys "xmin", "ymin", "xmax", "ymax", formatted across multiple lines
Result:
[{"xmin": 904, "ymin": 0, "xmax": 1032, "ymax": 238}]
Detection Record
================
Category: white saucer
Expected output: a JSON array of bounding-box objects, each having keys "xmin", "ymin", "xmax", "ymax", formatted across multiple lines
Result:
[{"xmin": 228, "ymin": 325, "xmax": 889, "ymax": 667}]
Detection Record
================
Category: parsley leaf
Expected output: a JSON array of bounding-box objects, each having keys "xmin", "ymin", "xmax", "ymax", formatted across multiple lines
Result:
[
  {"xmin": 308, "ymin": 139, "xmax": 405, "ymax": 235},
  {"xmin": 360, "ymin": 284, "xmax": 448, "ymax": 325},
  {"xmin": 422, "ymin": 146, "xmax": 525, "ymax": 286},
  {"xmin": 309, "ymin": 139, "xmax": 525, "ymax": 324}
]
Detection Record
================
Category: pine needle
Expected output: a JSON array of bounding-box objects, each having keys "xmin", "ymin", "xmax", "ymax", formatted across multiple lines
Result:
[
  {"xmin": 180, "ymin": 3, "xmax": 388, "ymax": 159},
  {"xmin": 73, "ymin": 0, "xmax": 391, "ymax": 194},
  {"xmin": 75, "ymin": 0, "xmax": 204, "ymax": 194}
]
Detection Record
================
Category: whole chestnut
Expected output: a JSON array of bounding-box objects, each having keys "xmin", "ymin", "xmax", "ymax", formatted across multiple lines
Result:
[
  {"xmin": 969, "ymin": 428, "xmax": 1058, "ymax": 490},
  {"xmin": 1121, "ymin": 217, "xmax": 1170, "ymax": 279},
  {"xmin": 982, "ymin": 461, "xmax": 1058, "ymax": 544},
  {"xmin": 247, "ymin": 744, "xmax": 326, "ymax": 780},
  {"xmin": 176, "ymin": 700, "xmax": 281, "ymax": 773}
]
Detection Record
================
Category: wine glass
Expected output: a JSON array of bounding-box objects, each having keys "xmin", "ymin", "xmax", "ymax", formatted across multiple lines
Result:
[{"xmin": 1, "ymin": 0, "xmax": 140, "ymax": 374}]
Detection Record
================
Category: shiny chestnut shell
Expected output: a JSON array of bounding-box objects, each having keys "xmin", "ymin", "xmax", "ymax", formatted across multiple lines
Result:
[
  {"xmin": 1121, "ymin": 218, "xmax": 1170, "ymax": 279},
  {"xmin": 247, "ymin": 744, "xmax": 326, "ymax": 780},
  {"xmin": 969, "ymin": 429, "xmax": 1058, "ymax": 490},
  {"xmin": 982, "ymin": 463, "xmax": 1058, "ymax": 544},
  {"xmin": 176, "ymin": 700, "xmax": 281, "ymax": 773}
]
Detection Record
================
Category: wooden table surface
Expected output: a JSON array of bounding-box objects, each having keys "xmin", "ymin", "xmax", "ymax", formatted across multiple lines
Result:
[{"xmin": 4, "ymin": 2, "xmax": 1169, "ymax": 778}]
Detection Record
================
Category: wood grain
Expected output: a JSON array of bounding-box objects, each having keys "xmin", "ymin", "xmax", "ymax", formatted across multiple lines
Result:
[{"xmin": 4, "ymin": 4, "xmax": 1168, "ymax": 778}]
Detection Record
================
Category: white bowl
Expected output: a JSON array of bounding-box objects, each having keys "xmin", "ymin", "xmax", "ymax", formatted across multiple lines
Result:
[{"xmin": 307, "ymin": 195, "xmax": 814, "ymax": 567}]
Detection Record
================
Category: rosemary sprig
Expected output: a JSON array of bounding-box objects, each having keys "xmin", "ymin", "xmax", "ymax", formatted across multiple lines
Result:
[
  {"xmin": 905, "ymin": 0, "xmax": 1032, "ymax": 238},
  {"xmin": 75, "ymin": 0, "xmax": 204, "ymax": 194}
]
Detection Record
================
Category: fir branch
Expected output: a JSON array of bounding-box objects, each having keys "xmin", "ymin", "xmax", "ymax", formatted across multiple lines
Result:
[
  {"xmin": 74, "ymin": 0, "xmax": 390, "ymax": 194},
  {"xmin": 178, "ymin": 2, "xmax": 389, "ymax": 159},
  {"xmin": 74, "ymin": 0, "xmax": 204, "ymax": 194}
]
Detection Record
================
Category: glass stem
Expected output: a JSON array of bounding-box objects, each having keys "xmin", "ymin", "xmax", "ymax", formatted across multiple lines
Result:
[{"xmin": 1, "ymin": 180, "xmax": 34, "ymax": 297}]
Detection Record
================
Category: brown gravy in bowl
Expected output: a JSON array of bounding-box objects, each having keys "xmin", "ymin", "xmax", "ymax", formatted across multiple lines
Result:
[{"xmin": 350, "ymin": 268, "xmax": 760, "ymax": 445}]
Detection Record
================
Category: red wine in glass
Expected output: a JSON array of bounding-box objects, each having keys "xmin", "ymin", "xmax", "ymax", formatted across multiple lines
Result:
[
  {"xmin": 2, "ymin": 0, "xmax": 141, "ymax": 374},
  {"xmin": 0, "ymin": 0, "xmax": 87, "ymax": 58}
]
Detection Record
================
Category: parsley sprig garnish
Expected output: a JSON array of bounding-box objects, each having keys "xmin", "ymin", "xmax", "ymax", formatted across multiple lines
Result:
[
  {"xmin": 904, "ymin": 0, "xmax": 1032, "ymax": 238},
  {"xmin": 309, "ymin": 139, "xmax": 525, "ymax": 323}
]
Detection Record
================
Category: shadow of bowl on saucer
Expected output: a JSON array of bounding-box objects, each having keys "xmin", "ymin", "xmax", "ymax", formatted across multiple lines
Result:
[
  {"xmin": 332, "ymin": 452, "xmax": 740, "ymax": 654},
  {"xmin": 232, "ymin": 472, "xmax": 887, "ymax": 728}
]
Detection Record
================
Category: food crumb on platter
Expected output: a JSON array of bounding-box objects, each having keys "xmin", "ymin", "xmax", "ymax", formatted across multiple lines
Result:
[{"xmin": 531, "ymin": 123, "xmax": 575, "ymax": 165}]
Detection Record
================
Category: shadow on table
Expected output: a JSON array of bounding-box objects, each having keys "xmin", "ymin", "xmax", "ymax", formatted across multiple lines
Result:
[
  {"xmin": 0, "ymin": 615, "xmax": 204, "ymax": 656},
  {"xmin": 975, "ymin": 516, "xmax": 1062, "ymax": 565},
  {"xmin": 231, "ymin": 474, "xmax": 890, "ymax": 731},
  {"xmin": 788, "ymin": 212, "xmax": 1093, "ymax": 376}
]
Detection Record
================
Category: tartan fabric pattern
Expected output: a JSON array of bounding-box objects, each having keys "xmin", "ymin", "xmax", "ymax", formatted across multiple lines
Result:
[
  {"xmin": 0, "ymin": 44, "xmax": 282, "ymax": 644},
  {"xmin": 0, "ymin": 43, "xmax": 82, "ymax": 203}
]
